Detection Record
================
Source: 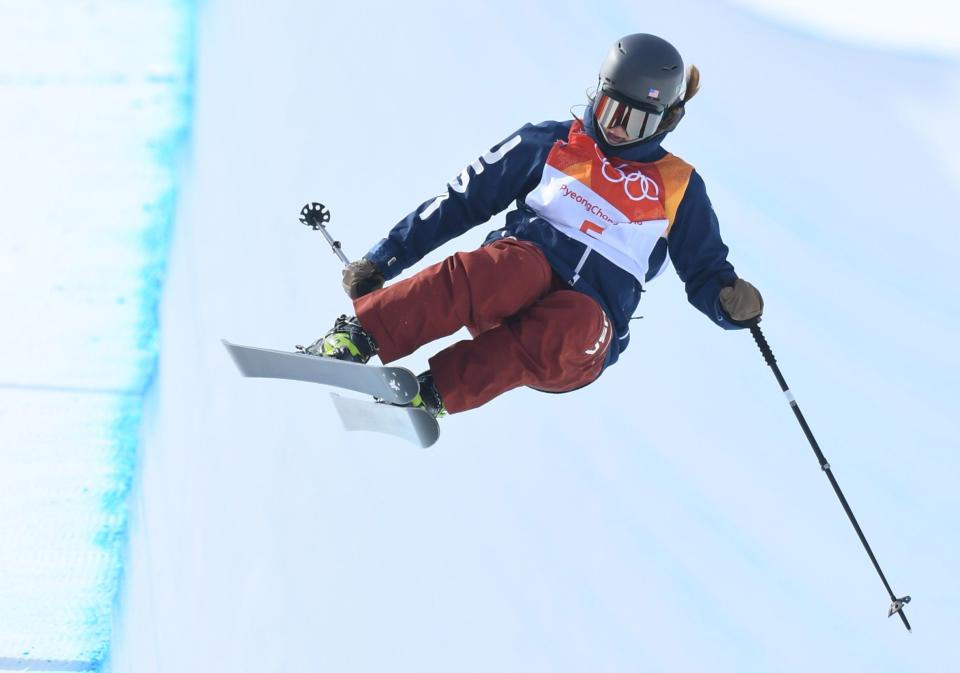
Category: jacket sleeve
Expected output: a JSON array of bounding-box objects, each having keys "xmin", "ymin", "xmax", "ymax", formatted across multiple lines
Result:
[
  {"xmin": 364, "ymin": 123, "xmax": 553, "ymax": 281},
  {"xmin": 667, "ymin": 170, "xmax": 742, "ymax": 330}
]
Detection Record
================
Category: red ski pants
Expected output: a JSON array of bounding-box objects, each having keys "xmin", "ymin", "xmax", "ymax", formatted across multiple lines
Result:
[{"xmin": 353, "ymin": 238, "xmax": 611, "ymax": 414}]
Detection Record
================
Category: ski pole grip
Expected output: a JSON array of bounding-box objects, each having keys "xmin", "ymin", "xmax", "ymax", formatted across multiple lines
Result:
[{"xmin": 748, "ymin": 320, "xmax": 777, "ymax": 369}]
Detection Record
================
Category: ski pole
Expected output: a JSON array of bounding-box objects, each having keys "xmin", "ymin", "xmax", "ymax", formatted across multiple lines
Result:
[
  {"xmin": 299, "ymin": 201, "xmax": 350, "ymax": 266},
  {"xmin": 746, "ymin": 318, "xmax": 912, "ymax": 631}
]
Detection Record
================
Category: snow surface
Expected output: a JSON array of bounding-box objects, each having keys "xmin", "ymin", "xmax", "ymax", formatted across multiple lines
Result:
[
  {"xmin": 111, "ymin": 0, "xmax": 958, "ymax": 671},
  {"xmin": 0, "ymin": 1, "xmax": 193, "ymax": 668}
]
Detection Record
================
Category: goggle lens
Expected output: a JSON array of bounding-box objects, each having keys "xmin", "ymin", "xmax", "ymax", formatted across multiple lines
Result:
[{"xmin": 594, "ymin": 93, "xmax": 665, "ymax": 145}]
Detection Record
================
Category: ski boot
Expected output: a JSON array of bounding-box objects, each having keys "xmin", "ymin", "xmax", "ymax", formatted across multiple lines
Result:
[
  {"xmin": 410, "ymin": 371, "xmax": 447, "ymax": 419},
  {"xmin": 296, "ymin": 314, "xmax": 379, "ymax": 364}
]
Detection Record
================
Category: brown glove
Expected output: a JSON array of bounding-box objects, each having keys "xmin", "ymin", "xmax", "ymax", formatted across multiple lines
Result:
[
  {"xmin": 342, "ymin": 258, "xmax": 385, "ymax": 299},
  {"xmin": 719, "ymin": 279, "xmax": 764, "ymax": 323}
]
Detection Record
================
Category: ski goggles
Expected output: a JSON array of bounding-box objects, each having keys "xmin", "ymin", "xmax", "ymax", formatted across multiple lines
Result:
[{"xmin": 593, "ymin": 92, "xmax": 666, "ymax": 145}]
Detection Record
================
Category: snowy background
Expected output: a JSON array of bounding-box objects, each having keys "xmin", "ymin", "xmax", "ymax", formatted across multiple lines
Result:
[
  {"xmin": 0, "ymin": 1, "xmax": 193, "ymax": 669},
  {"xmin": 2, "ymin": 1, "xmax": 958, "ymax": 672}
]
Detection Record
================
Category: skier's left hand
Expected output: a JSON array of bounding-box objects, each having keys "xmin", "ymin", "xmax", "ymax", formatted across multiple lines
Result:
[
  {"xmin": 342, "ymin": 258, "xmax": 385, "ymax": 299},
  {"xmin": 719, "ymin": 278, "xmax": 763, "ymax": 323}
]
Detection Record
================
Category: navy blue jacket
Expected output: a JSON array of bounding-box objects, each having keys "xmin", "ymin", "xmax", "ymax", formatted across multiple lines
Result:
[{"xmin": 365, "ymin": 107, "xmax": 741, "ymax": 368}]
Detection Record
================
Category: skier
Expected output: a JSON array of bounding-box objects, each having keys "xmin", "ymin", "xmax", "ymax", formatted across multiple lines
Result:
[{"xmin": 301, "ymin": 33, "xmax": 763, "ymax": 419}]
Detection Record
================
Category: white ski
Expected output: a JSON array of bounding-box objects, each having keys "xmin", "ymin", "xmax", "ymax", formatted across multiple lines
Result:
[
  {"xmin": 330, "ymin": 393, "xmax": 440, "ymax": 448},
  {"xmin": 222, "ymin": 340, "xmax": 418, "ymax": 404}
]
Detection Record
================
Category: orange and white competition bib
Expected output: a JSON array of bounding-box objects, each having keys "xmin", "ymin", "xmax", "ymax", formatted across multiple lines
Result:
[{"xmin": 525, "ymin": 121, "xmax": 693, "ymax": 283}]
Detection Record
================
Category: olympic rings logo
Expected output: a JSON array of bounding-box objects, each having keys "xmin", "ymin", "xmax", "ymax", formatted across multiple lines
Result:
[{"xmin": 595, "ymin": 145, "xmax": 660, "ymax": 202}]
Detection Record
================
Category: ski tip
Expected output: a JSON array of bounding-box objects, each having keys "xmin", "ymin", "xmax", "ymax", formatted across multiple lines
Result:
[
  {"xmin": 417, "ymin": 428, "xmax": 440, "ymax": 449},
  {"xmin": 221, "ymin": 339, "xmax": 255, "ymax": 377}
]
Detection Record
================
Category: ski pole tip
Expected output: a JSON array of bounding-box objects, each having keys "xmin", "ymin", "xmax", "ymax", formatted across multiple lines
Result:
[
  {"xmin": 888, "ymin": 595, "xmax": 911, "ymax": 617},
  {"xmin": 888, "ymin": 595, "xmax": 912, "ymax": 632}
]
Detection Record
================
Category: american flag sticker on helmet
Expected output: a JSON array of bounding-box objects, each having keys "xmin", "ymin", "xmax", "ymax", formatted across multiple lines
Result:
[{"xmin": 648, "ymin": 88, "xmax": 660, "ymax": 99}]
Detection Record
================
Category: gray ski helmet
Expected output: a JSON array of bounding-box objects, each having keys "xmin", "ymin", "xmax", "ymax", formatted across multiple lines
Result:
[{"xmin": 594, "ymin": 34, "xmax": 685, "ymax": 145}]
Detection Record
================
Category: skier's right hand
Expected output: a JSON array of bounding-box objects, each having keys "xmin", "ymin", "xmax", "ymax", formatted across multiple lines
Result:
[{"xmin": 342, "ymin": 258, "xmax": 385, "ymax": 299}]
